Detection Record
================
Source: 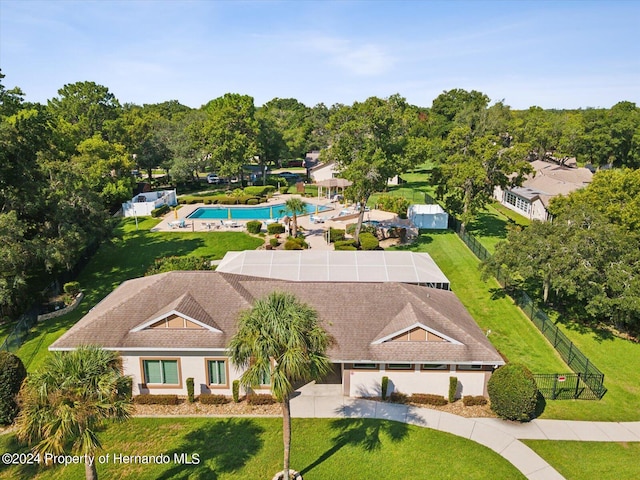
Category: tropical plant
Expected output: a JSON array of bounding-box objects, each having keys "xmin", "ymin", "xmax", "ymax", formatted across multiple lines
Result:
[
  {"xmin": 229, "ymin": 291, "xmax": 332, "ymax": 480},
  {"xmin": 284, "ymin": 196, "xmax": 306, "ymax": 238},
  {"xmin": 15, "ymin": 346, "xmax": 133, "ymax": 480}
]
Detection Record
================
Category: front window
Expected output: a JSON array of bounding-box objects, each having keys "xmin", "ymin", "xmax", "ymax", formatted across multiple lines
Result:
[
  {"xmin": 352, "ymin": 363, "xmax": 378, "ymax": 370},
  {"xmin": 207, "ymin": 360, "xmax": 227, "ymax": 386},
  {"xmin": 143, "ymin": 359, "xmax": 180, "ymax": 385},
  {"xmin": 386, "ymin": 363, "xmax": 413, "ymax": 370}
]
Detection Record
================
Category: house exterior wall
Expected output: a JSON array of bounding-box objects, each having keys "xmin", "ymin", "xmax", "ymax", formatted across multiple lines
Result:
[
  {"xmin": 344, "ymin": 364, "xmax": 491, "ymax": 398},
  {"xmin": 494, "ymin": 186, "xmax": 549, "ymax": 222},
  {"xmin": 310, "ymin": 164, "xmax": 336, "ymax": 182}
]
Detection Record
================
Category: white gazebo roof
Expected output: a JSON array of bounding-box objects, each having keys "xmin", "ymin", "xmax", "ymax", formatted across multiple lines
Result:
[{"xmin": 216, "ymin": 250, "xmax": 450, "ymax": 288}]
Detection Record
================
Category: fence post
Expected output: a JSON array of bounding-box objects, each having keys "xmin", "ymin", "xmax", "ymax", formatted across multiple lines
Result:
[{"xmin": 574, "ymin": 373, "xmax": 581, "ymax": 399}]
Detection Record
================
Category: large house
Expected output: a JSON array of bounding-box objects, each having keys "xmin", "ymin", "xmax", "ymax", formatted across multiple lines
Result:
[
  {"xmin": 494, "ymin": 160, "xmax": 593, "ymax": 221},
  {"xmin": 50, "ymin": 271, "xmax": 503, "ymax": 399}
]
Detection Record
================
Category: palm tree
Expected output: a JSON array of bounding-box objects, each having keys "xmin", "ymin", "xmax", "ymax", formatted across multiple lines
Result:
[
  {"xmin": 15, "ymin": 346, "xmax": 132, "ymax": 480},
  {"xmin": 285, "ymin": 196, "xmax": 306, "ymax": 238},
  {"xmin": 229, "ymin": 291, "xmax": 332, "ymax": 480}
]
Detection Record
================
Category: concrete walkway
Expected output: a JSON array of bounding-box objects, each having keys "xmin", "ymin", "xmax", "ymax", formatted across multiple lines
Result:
[{"xmin": 289, "ymin": 387, "xmax": 640, "ymax": 480}]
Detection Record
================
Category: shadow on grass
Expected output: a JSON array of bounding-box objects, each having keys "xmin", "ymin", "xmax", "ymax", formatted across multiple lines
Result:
[
  {"xmin": 300, "ymin": 417, "xmax": 411, "ymax": 476},
  {"xmin": 157, "ymin": 418, "xmax": 265, "ymax": 480},
  {"xmin": 467, "ymin": 211, "xmax": 509, "ymax": 240},
  {"xmin": 534, "ymin": 391, "xmax": 547, "ymax": 419}
]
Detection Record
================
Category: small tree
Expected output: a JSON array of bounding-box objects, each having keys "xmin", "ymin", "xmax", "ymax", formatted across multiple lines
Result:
[
  {"xmin": 448, "ymin": 376, "xmax": 458, "ymax": 403},
  {"xmin": 15, "ymin": 346, "xmax": 132, "ymax": 480},
  {"xmin": 381, "ymin": 376, "xmax": 389, "ymax": 400},
  {"xmin": 229, "ymin": 291, "xmax": 332, "ymax": 480},
  {"xmin": 285, "ymin": 197, "xmax": 306, "ymax": 238},
  {"xmin": 487, "ymin": 363, "xmax": 538, "ymax": 422},
  {"xmin": 0, "ymin": 351, "xmax": 27, "ymax": 425}
]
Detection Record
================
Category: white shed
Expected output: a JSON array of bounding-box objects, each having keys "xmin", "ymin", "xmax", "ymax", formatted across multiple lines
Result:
[{"xmin": 408, "ymin": 204, "xmax": 449, "ymax": 229}]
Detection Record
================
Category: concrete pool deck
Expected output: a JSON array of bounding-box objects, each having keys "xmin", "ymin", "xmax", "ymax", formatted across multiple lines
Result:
[{"xmin": 151, "ymin": 194, "xmax": 401, "ymax": 251}]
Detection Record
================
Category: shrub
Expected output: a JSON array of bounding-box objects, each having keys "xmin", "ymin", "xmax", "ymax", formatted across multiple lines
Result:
[
  {"xmin": 151, "ymin": 204, "xmax": 171, "ymax": 217},
  {"xmin": 267, "ymin": 223, "xmax": 286, "ymax": 234},
  {"xmin": 247, "ymin": 394, "xmax": 276, "ymax": 405},
  {"xmin": 204, "ymin": 199, "xmax": 212, "ymax": 205},
  {"xmin": 269, "ymin": 238, "xmax": 279, "ymax": 248},
  {"xmin": 244, "ymin": 185, "xmax": 275, "ymax": 196},
  {"xmin": 232, "ymin": 380, "xmax": 240, "ymax": 403},
  {"xmin": 145, "ymin": 256, "xmax": 212, "ymax": 275},
  {"xmin": 199, "ymin": 394, "xmax": 230, "ymax": 405},
  {"xmin": 63, "ymin": 281, "xmax": 81, "ymax": 296},
  {"xmin": 358, "ymin": 232, "xmax": 379, "ymax": 250},
  {"xmin": 246, "ymin": 220, "xmax": 262, "ymax": 234},
  {"xmin": 463, "ymin": 395, "xmax": 488, "ymax": 406},
  {"xmin": 449, "ymin": 376, "xmax": 458, "ymax": 403},
  {"xmin": 346, "ymin": 223, "xmax": 376, "ymax": 235},
  {"xmin": 381, "ymin": 376, "xmax": 389, "ymax": 400},
  {"xmin": 377, "ymin": 194, "xmax": 410, "ymax": 216},
  {"xmin": 334, "ymin": 240, "xmax": 357, "ymax": 251},
  {"xmin": 487, "ymin": 363, "xmax": 538, "ymax": 422},
  {"xmin": 284, "ymin": 239, "xmax": 303, "ymax": 250},
  {"xmin": 328, "ymin": 227, "xmax": 345, "ymax": 243},
  {"xmin": 134, "ymin": 394, "xmax": 180, "ymax": 405},
  {"xmin": 389, "ymin": 391, "xmax": 408, "ymax": 404},
  {"xmin": 410, "ymin": 393, "xmax": 448, "ymax": 406},
  {"xmin": 186, "ymin": 378, "xmax": 194, "ymax": 403},
  {"xmin": 247, "ymin": 198, "xmax": 259, "ymax": 205},
  {"xmin": 0, "ymin": 352, "xmax": 27, "ymax": 425}
]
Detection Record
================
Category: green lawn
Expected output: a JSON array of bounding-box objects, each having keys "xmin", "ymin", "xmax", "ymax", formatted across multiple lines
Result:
[
  {"xmin": 393, "ymin": 229, "xmax": 640, "ymax": 421},
  {"xmin": 466, "ymin": 203, "xmax": 530, "ymax": 254},
  {"xmin": 0, "ymin": 417, "xmax": 525, "ymax": 479},
  {"xmin": 392, "ymin": 231, "xmax": 568, "ymax": 374},
  {"xmin": 16, "ymin": 217, "xmax": 263, "ymax": 372},
  {"xmin": 523, "ymin": 440, "xmax": 640, "ymax": 480}
]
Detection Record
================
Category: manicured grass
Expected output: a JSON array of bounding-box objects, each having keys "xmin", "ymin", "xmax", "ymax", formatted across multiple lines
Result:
[
  {"xmin": 393, "ymin": 230, "xmax": 640, "ymax": 421},
  {"xmin": 539, "ymin": 320, "xmax": 640, "ymax": 421},
  {"xmin": 523, "ymin": 440, "xmax": 640, "ymax": 480},
  {"xmin": 393, "ymin": 230, "xmax": 568, "ymax": 375},
  {"xmin": 466, "ymin": 203, "xmax": 530, "ymax": 254},
  {"xmin": 0, "ymin": 417, "xmax": 525, "ymax": 479},
  {"xmin": 16, "ymin": 217, "xmax": 263, "ymax": 372}
]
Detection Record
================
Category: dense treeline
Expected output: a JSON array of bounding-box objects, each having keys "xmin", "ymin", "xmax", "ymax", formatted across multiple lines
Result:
[{"xmin": 1, "ymin": 70, "xmax": 639, "ymax": 324}]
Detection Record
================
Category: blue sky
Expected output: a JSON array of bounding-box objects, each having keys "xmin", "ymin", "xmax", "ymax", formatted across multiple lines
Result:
[{"xmin": 1, "ymin": 0, "xmax": 638, "ymax": 110}]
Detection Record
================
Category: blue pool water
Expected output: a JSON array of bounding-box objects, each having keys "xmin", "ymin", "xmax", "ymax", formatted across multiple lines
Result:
[{"xmin": 187, "ymin": 203, "xmax": 330, "ymax": 221}]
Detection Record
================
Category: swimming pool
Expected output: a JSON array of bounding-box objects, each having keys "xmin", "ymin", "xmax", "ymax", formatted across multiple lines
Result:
[{"xmin": 187, "ymin": 203, "xmax": 331, "ymax": 221}]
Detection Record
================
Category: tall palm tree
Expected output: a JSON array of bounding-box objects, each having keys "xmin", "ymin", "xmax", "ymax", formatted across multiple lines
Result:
[
  {"xmin": 284, "ymin": 196, "xmax": 306, "ymax": 238},
  {"xmin": 229, "ymin": 291, "xmax": 331, "ymax": 480},
  {"xmin": 15, "ymin": 346, "xmax": 132, "ymax": 480}
]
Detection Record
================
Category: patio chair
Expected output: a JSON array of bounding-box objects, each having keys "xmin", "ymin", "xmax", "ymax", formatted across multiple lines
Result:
[{"xmin": 176, "ymin": 219, "xmax": 186, "ymax": 228}]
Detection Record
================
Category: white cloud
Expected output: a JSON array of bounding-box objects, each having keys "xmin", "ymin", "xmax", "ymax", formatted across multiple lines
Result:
[{"xmin": 306, "ymin": 36, "xmax": 394, "ymax": 76}]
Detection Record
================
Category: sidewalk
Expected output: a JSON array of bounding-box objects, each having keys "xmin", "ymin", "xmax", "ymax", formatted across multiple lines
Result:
[{"xmin": 290, "ymin": 391, "xmax": 640, "ymax": 479}]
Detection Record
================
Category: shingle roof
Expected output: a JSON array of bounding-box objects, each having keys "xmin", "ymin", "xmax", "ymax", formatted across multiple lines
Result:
[
  {"xmin": 50, "ymin": 272, "xmax": 503, "ymax": 365},
  {"xmin": 513, "ymin": 160, "xmax": 593, "ymax": 206}
]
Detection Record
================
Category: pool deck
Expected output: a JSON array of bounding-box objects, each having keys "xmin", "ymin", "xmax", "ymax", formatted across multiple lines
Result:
[{"xmin": 151, "ymin": 194, "xmax": 400, "ymax": 251}]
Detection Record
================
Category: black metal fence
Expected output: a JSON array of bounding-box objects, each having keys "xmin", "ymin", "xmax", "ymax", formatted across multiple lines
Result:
[
  {"xmin": 0, "ymin": 308, "xmax": 38, "ymax": 353},
  {"xmin": 447, "ymin": 216, "xmax": 606, "ymax": 400}
]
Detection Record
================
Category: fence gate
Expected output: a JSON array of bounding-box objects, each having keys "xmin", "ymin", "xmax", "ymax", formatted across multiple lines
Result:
[{"xmin": 534, "ymin": 373, "xmax": 602, "ymax": 400}]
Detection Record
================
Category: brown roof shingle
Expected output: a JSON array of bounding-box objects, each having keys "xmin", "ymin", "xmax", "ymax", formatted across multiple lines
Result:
[{"xmin": 50, "ymin": 272, "xmax": 503, "ymax": 365}]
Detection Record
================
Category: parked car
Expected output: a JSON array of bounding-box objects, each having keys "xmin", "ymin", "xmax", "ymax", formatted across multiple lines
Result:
[{"xmin": 207, "ymin": 173, "xmax": 221, "ymax": 184}]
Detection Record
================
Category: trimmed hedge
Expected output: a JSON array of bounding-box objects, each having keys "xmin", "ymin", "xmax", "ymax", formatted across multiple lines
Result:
[
  {"xmin": 389, "ymin": 391, "xmax": 409, "ymax": 404},
  {"xmin": 186, "ymin": 378, "xmax": 194, "ymax": 403},
  {"xmin": 334, "ymin": 239, "xmax": 357, "ymax": 251},
  {"xmin": 381, "ymin": 376, "xmax": 389, "ymax": 400},
  {"xmin": 247, "ymin": 394, "xmax": 276, "ymax": 405},
  {"xmin": 462, "ymin": 395, "xmax": 488, "ymax": 406},
  {"xmin": 232, "ymin": 380, "xmax": 240, "ymax": 403},
  {"xmin": 63, "ymin": 281, "xmax": 81, "ymax": 295},
  {"xmin": 134, "ymin": 394, "xmax": 180, "ymax": 405},
  {"xmin": 151, "ymin": 204, "xmax": 171, "ymax": 217},
  {"xmin": 0, "ymin": 352, "xmax": 26, "ymax": 425},
  {"xmin": 269, "ymin": 238, "xmax": 279, "ymax": 248},
  {"xmin": 487, "ymin": 363, "xmax": 538, "ymax": 422},
  {"xmin": 449, "ymin": 376, "xmax": 458, "ymax": 403},
  {"xmin": 199, "ymin": 394, "xmax": 230, "ymax": 405},
  {"xmin": 267, "ymin": 223, "xmax": 285, "ymax": 234},
  {"xmin": 246, "ymin": 220, "xmax": 262, "ymax": 234},
  {"xmin": 244, "ymin": 185, "xmax": 275, "ymax": 196},
  {"xmin": 358, "ymin": 232, "xmax": 379, "ymax": 250},
  {"xmin": 410, "ymin": 393, "xmax": 448, "ymax": 406},
  {"xmin": 328, "ymin": 227, "xmax": 345, "ymax": 243}
]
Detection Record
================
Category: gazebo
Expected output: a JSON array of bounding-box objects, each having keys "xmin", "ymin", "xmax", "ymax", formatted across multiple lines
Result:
[{"xmin": 316, "ymin": 178, "xmax": 353, "ymax": 201}]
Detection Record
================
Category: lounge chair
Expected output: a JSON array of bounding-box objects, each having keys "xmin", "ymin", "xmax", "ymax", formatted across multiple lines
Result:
[
  {"xmin": 309, "ymin": 215, "xmax": 324, "ymax": 224},
  {"xmin": 176, "ymin": 219, "xmax": 186, "ymax": 228}
]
